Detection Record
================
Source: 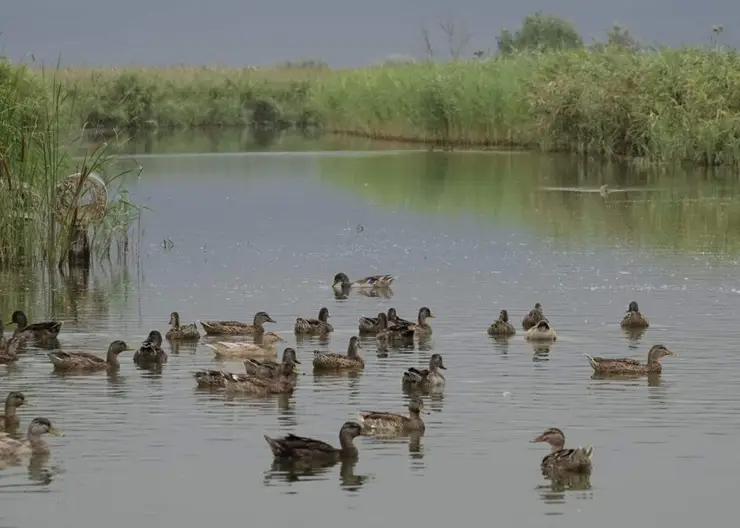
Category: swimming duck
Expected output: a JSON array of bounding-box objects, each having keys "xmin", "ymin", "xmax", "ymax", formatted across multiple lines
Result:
[
  {"xmin": 193, "ymin": 369, "xmax": 230, "ymax": 389},
  {"xmin": 387, "ymin": 308, "xmax": 413, "ymax": 327},
  {"xmin": 487, "ymin": 309, "xmax": 516, "ymax": 337},
  {"xmin": 409, "ymin": 307, "xmax": 435, "ymax": 338},
  {"xmin": 221, "ymin": 358, "xmax": 299, "ymax": 394},
  {"xmin": 200, "ymin": 311, "xmax": 276, "ymax": 336},
  {"xmin": 0, "ymin": 392, "xmax": 28, "ymax": 431},
  {"xmin": 0, "ymin": 336, "xmax": 24, "ymax": 364},
  {"xmin": 620, "ymin": 301, "xmax": 649, "ymax": 329},
  {"xmin": 165, "ymin": 311, "xmax": 201, "ymax": 340},
  {"xmin": 531, "ymin": 427, "xmax": 593, "ymax": 475},
  {"xmin": 525, "ymin": 320, "xmax": 557, "ymax": 341},
  {"xmin": 133, "ymin": 330, "xmax": 168, "ymax": 365},
  {"xmin": 48, "ymin": 340, "xmax": 134, "ymax": 371},
  {"xmin": 0, "ymin": 417, "xmax": 64, "ymax": 458},
  {"xmin": 244, "ymin": 348, "xmax": 299, "ymax": 378},
  {"xmin": 333, "ymin": 273, "xmax": 395, "ymax": 290},
  {"xmin": 264, "ymin": 421, "xmax": 363, "ymax": 461},
  {"xmin": 206, "ymin": 332, "xmax": 284, "ymax": 359},
  {"xmin": 585, "ymin": 344, "xmax": 674, "ymax": 375},
  {"xmin": 358, "ymin": 312, "xmax": 386, "ymax": 334},
  {"xmin": 402, "ymin": 354, "xmax": 446, "ymax": 389},
  {"xmin": 313, "ymin": 336, "xmax": 364, "ymax": 371},
  {"xmin": 294, "ymin": 307, "xmax": 333, "ymax": 335},
  {"xmin": 521, "ymin": 303, "xmax": 545, "ymax": 330},
  {"xmin": 376, "ymin": 313, "xmax": 415, "ymax": 344},
  {"xmin": 358, "ymin": 398, "xmax": 427, "ymax": 435},
  {"xmin": 6, "ymin": 310, "xmax": 63, "ymax": 341}
]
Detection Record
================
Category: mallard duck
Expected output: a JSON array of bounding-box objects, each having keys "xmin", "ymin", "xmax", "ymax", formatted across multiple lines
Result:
[
  {"xmin": 133, "ymin": 330, "xmax": 168, "ymax": 365},
  {"xmin": 585, "ymin": 344, "xmax": 674, "ymax": 375},
  {"xmin": 294, "ymin": 307, "xmax": 333, "ymax": 335},
  {"xmin": 165, "ymin": 311, "xmax": 201, "ymax": 340},
  {"xmin": 358, "ymin": 398, "xmax": 427, "ymax": 435},
  {"xmin": 0, "ymin": 417, "xmax": 64, "ymax": 458},
  {"xmin": 333, "ymin": 272, "xmax": 395, "ymax": 290},
  {"xmin": 387, "ymin": 308, "xmax": 413, "ymax": 327},
  {"xmin": 0, "ymin": 392, "xmax": 28, "ymax": 431},
  {"xmin": 0, "ymin": 336, "xmax": 24, "ymax": 365},
  {"xmin": 264, "ymin": 421, "xmax": 363, "ymax": 461},
  {"xmin": 487, "ymin": 309, "xmax": 516, "ymax": 337},
  {"xmin": 206, "ymin": 332, "xmax": 284, "ymax": 359},
  {"xmin": 48, "ymin": 340, "xmax": 134, "ymax": 371},
  {"xmin": 358, "ymin": 312, "xmax": 385, "ymax": 334},
  {"xmin": 313, "ymin": 336, "xmax": 364, "ymax": 371},
  {"xmin": 222, "ymin": 358, "xmax": 299, "ymax": 394},
  {"xmin": 409, "ymin": 307, "xmax": 435, "ymax": 338},
  {"xmin": 244, "ymin": 347, "xmax": 299, "ymax": 378},
  {"xmin": 525, "ymin": 320, "xmax": 557, "ymax": 341},
  {"xmin": 376, "ymin": 313, "xmax": 415, "ymax": 344},
  {"xmin": 402, "ymin": 354, "xmax": 446, "ymax": 389},
  {"xmin": 6, "ymin": 310, "xmax": 63, "ymax": 341},
  {"xmin": 531, "ymin": 427, "xmax": 593, "ymax": 475},
  {"xmin": 200, "ymin": 311, "xmax": 276, "ymax": 336},
  {"xmin": 193, "ymin": 369, "xmax": 229, "ymax": 389},
  {"xmin": 521, "ymin": 303, "xmax": 546, "ymax": 330},
  {"xmin": 620, "ymin": 301, "xmax": 649, "ymax": 329}
]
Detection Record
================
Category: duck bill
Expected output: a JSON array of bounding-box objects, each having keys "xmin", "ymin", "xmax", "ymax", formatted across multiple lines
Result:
[
  {"xmin": 267, "ymin": 316, "xmax": 277, "ymax": 323},
  {"xmin": 293, "ymin": 358, "xmax": 301, "ymax": 365},
  {"xmin": 49, "ymin": 427, "xmax": 64, "ymax": 437},
  {"xmin": 664, "ymin": 348, "xmax": 676, "ymax": 356},
  {"xmin": 530, "ymin": 435, "xmax": 545, "ymax": 443}
]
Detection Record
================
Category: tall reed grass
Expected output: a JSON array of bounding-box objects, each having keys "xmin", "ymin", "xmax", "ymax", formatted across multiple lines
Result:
[
  {"xmin": 0, "ymin": 60, "xmax": 140, "ymax": 267},
  {"xmin": 40, "ymin": 47, "xmax": 740, "ymax": 166}
]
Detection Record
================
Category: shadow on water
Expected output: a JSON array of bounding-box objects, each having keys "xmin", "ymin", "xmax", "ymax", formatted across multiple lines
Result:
[{"xmin": 263, "ymin": 458, "xmax": 371, "ymax": 492}]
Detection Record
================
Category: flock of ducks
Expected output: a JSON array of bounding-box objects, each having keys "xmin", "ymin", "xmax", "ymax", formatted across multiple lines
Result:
[{"xmin": 0, "ymin": 272, "xmax": 672, "ymax": 483}]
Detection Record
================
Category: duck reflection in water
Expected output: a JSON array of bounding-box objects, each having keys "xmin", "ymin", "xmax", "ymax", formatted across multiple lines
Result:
[
  {"xmin": 263, "ymin": 458, "xmax": 370, "ymax": 491},
  {"xmin": 531, "ymin": 343, "xmax": 551, "ymax": 360},
  {"xmin": 623, "ymin": 327, "xmax": 647, "ymax": 345},
  {"xmin": 537, "ymin": 471, "xmax": 593, "ymax": 497}
]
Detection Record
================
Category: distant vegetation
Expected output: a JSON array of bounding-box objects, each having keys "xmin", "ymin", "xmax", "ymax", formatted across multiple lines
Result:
[{"xmin": 7, "ymin": 12, "xmax": 740, "ymax": 167}]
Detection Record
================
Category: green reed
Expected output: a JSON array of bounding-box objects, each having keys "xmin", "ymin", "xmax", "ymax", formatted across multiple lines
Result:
[
  {"xmin": 0, "ymin": 59, "xmax": 140, "ymax": 267},
  {"xmin": 34, "ymin": 47, "xmax": 740, "ymax": 166}
]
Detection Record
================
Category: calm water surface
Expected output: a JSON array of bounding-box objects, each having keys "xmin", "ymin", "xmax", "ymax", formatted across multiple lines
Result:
[{"xmin": 2, "ymin": 130, "xmax": 740, "ymax": 527}]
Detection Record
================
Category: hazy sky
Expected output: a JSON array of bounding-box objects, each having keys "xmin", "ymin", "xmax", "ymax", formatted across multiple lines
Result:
[{"xmin": 1, "ymin": 0, "xmax": 737, "ymax": 67}]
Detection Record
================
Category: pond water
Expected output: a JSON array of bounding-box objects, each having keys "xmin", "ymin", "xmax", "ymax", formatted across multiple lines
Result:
[{"xmin": 2, "ymin": 129, "xmax": 740, "ymax": 527}]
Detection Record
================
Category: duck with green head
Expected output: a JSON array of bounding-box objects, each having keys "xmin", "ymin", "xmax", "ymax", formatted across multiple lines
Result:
[
  {"xmin": 6, "ymin": 310, "xmax": 63, "ymax": 341},
  {"xmin": 200, "ymin": 311, "xmax": 277, "ymax": 336}
]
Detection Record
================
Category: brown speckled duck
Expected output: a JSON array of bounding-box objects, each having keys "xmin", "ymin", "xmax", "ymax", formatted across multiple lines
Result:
[
  {"xmin": 409, "ymin": 307, "xmax": 434, "ymax": 338},
  {"xmin": 521, "ymin": 303, "xmax": 545, "ymax": 330},
  {"xmin": 387, "ymin": 308, "xmax": 413, "ymax": 327},
  {"xmin": 244, "ymin": 348, "xmax": 299, "ymax": 378},
  {"xmin": 313, "ymin": 336, "xmax": 364, "ymax": 371},
  {"xmin": 531, "ymin": 427, "xmax": 593, "ymax": 475},
  {"xmin": 333, "ymin": 273, "xmax": 395, "ymax": 290},
  {"xmin": 0, "ymin": 334, "xmax": 24, "ymax": 365},
  {"xmin": 0, "ymin": 392, "xmax": 28, "ymax": 431},
  {"xmin": 620, "ymin": 301, "xmax": 649, "ymax": 329},
  {"xmin": 264, "ymin": 421, "xmax": 363, "ymax": 461},
  {"xmin": 402, "ymin": 354, "xmax": 446, "ymax": 389},
  {"xmin": 294, "ymin": 307, "xmax": 333, "ymax": 335},
  {"xmin": 48, "ymin": 340, "xmax": 134, "ymax": 371},
  {"xmin": 222, "ymin": 358, "xmax": 299, "ymax": 394},
  {"xmin": 200, "ymin": 311, "xmax": 276, "ymax": 336},
  {"xmin": 487, "ymin": 309, "xmax": 516, "ymax": 337},
  {"xmin": 165, "ymin": 312, "xmax": 201, "ymax": 340},
  {"xmin": 0, "ymin": 417, "xmax": 64, "ymax": 458},
  {"xmin": 133, "ymin": 331, "xmax": 168, "ymax": 365},
  {"xmin": 585, "ymin": 344, "xmax": 674, "ymax": 375},
  {"xmin": 358, "ymin": 398, "xmax": 427, "ymax": 435}
]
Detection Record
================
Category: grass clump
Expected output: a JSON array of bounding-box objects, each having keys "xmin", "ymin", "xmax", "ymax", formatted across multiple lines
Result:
[{"xmin": 0, "ymin": 59, "xmax": 140, "ymax": 267}]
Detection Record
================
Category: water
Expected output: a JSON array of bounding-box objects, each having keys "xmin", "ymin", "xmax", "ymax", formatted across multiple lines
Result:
[{"xmin": 2, "ymin": 129, "xmax": 740, "ymax": 526}]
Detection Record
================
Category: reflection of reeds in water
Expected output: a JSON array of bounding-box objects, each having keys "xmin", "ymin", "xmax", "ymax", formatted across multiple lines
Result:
[{"xmin": 319, "ymin": 152, "xmax": 740, "ymax": 253}]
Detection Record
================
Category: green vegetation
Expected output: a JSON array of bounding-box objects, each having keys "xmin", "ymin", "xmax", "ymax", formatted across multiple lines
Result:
[{"xmin": 0, "ymin": 60, "xmax": 140, "ymax": 267}]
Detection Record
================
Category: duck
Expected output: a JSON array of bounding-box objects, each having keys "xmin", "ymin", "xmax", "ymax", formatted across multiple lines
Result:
[
  {"xmin": 193, "ymin": 369, "xmax": 230, "ymax": 389},
  {"xmin": 206, "ymin": 332, "xmax": 284, "ymax": 359},
  {"xmin": 387, "ymin": 308, "xmax": 413, "ymax": 327},
  {"xmin": 358, "ymin": 398, "xmax": 427, "ymax": 435},
  {"xmin": 0, "ymin": 392, "xmax": 28, "ymax": 431},
  {"xmin": 487, "ymin": 309, "xmax": 516, "ymax": 337},
  {"xmin": 620, "ymin": 301, "xmax": 649, "ymax": 329},
  {"xmin": 313, "ymin": 336, "xmax": 364, "ymax": 371},
  {"xmin": 358, "ymin": 312, "xmax": 385, "ymax": 334},
  {"xmin": 294, "ymin": 307, "xmax": 333, "ymax": 335},
  {"xmin": 133, "ymin": 330, "xmax": 168, "ymax": 365},
  {"xmin": 409, "ymin": 307, "xmax": 435, "ymax": 338},
  {"xmin": 402, "ymin": 353, "xmax": 446, "ymax": 389},
  {"xmin": 0, "ymin": 417, "xmax": 64, "ymax": 458},
  {"xmin": 48, "ymin": 340, "xmax": 134, "ymax": 371},
  {"xmin": 0, "ymin": 336, "xmax": 24, "ymax": 365},
  {"xmin": 165, "ymin": 311, "xmax": 201, "ymax": 340},
  {"xmin": 332, "ymin": 273, "xmax": 395, "ymax": 290},
  {"xmin": 525, "ymin": 320, "xmax": 557, "ymax": 342},
  {"xmin": 221, "ymin": 358, "xmax": 299, "ymax": 394},
  {"xmin": 200, "ymin": 311, "xmax": 276, "ymax": 336},
  {"xmin": 376, "ymin": 313, "xmax": 415, "ymax": 344},
  {"xmin": 244, "ymin": 348, "xmax": 299, "ymax": 378},
  {"xmin": 521, "ymin": 303, "xmax": 546, "ymax": 330},
  {"xmin": 6, "ymin": 310, "xmax": 63, "ymax": 341},
  {"xmin": 585, "ymin": 344, "xmax": 674, "ymax": 375},
  {"xmin": 264, "ymin": 421, "xmax": 363, "ymax": 461},
  {"xmin": 530, "ymin": 427, "xmax": 593, "ymax": 475}
]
